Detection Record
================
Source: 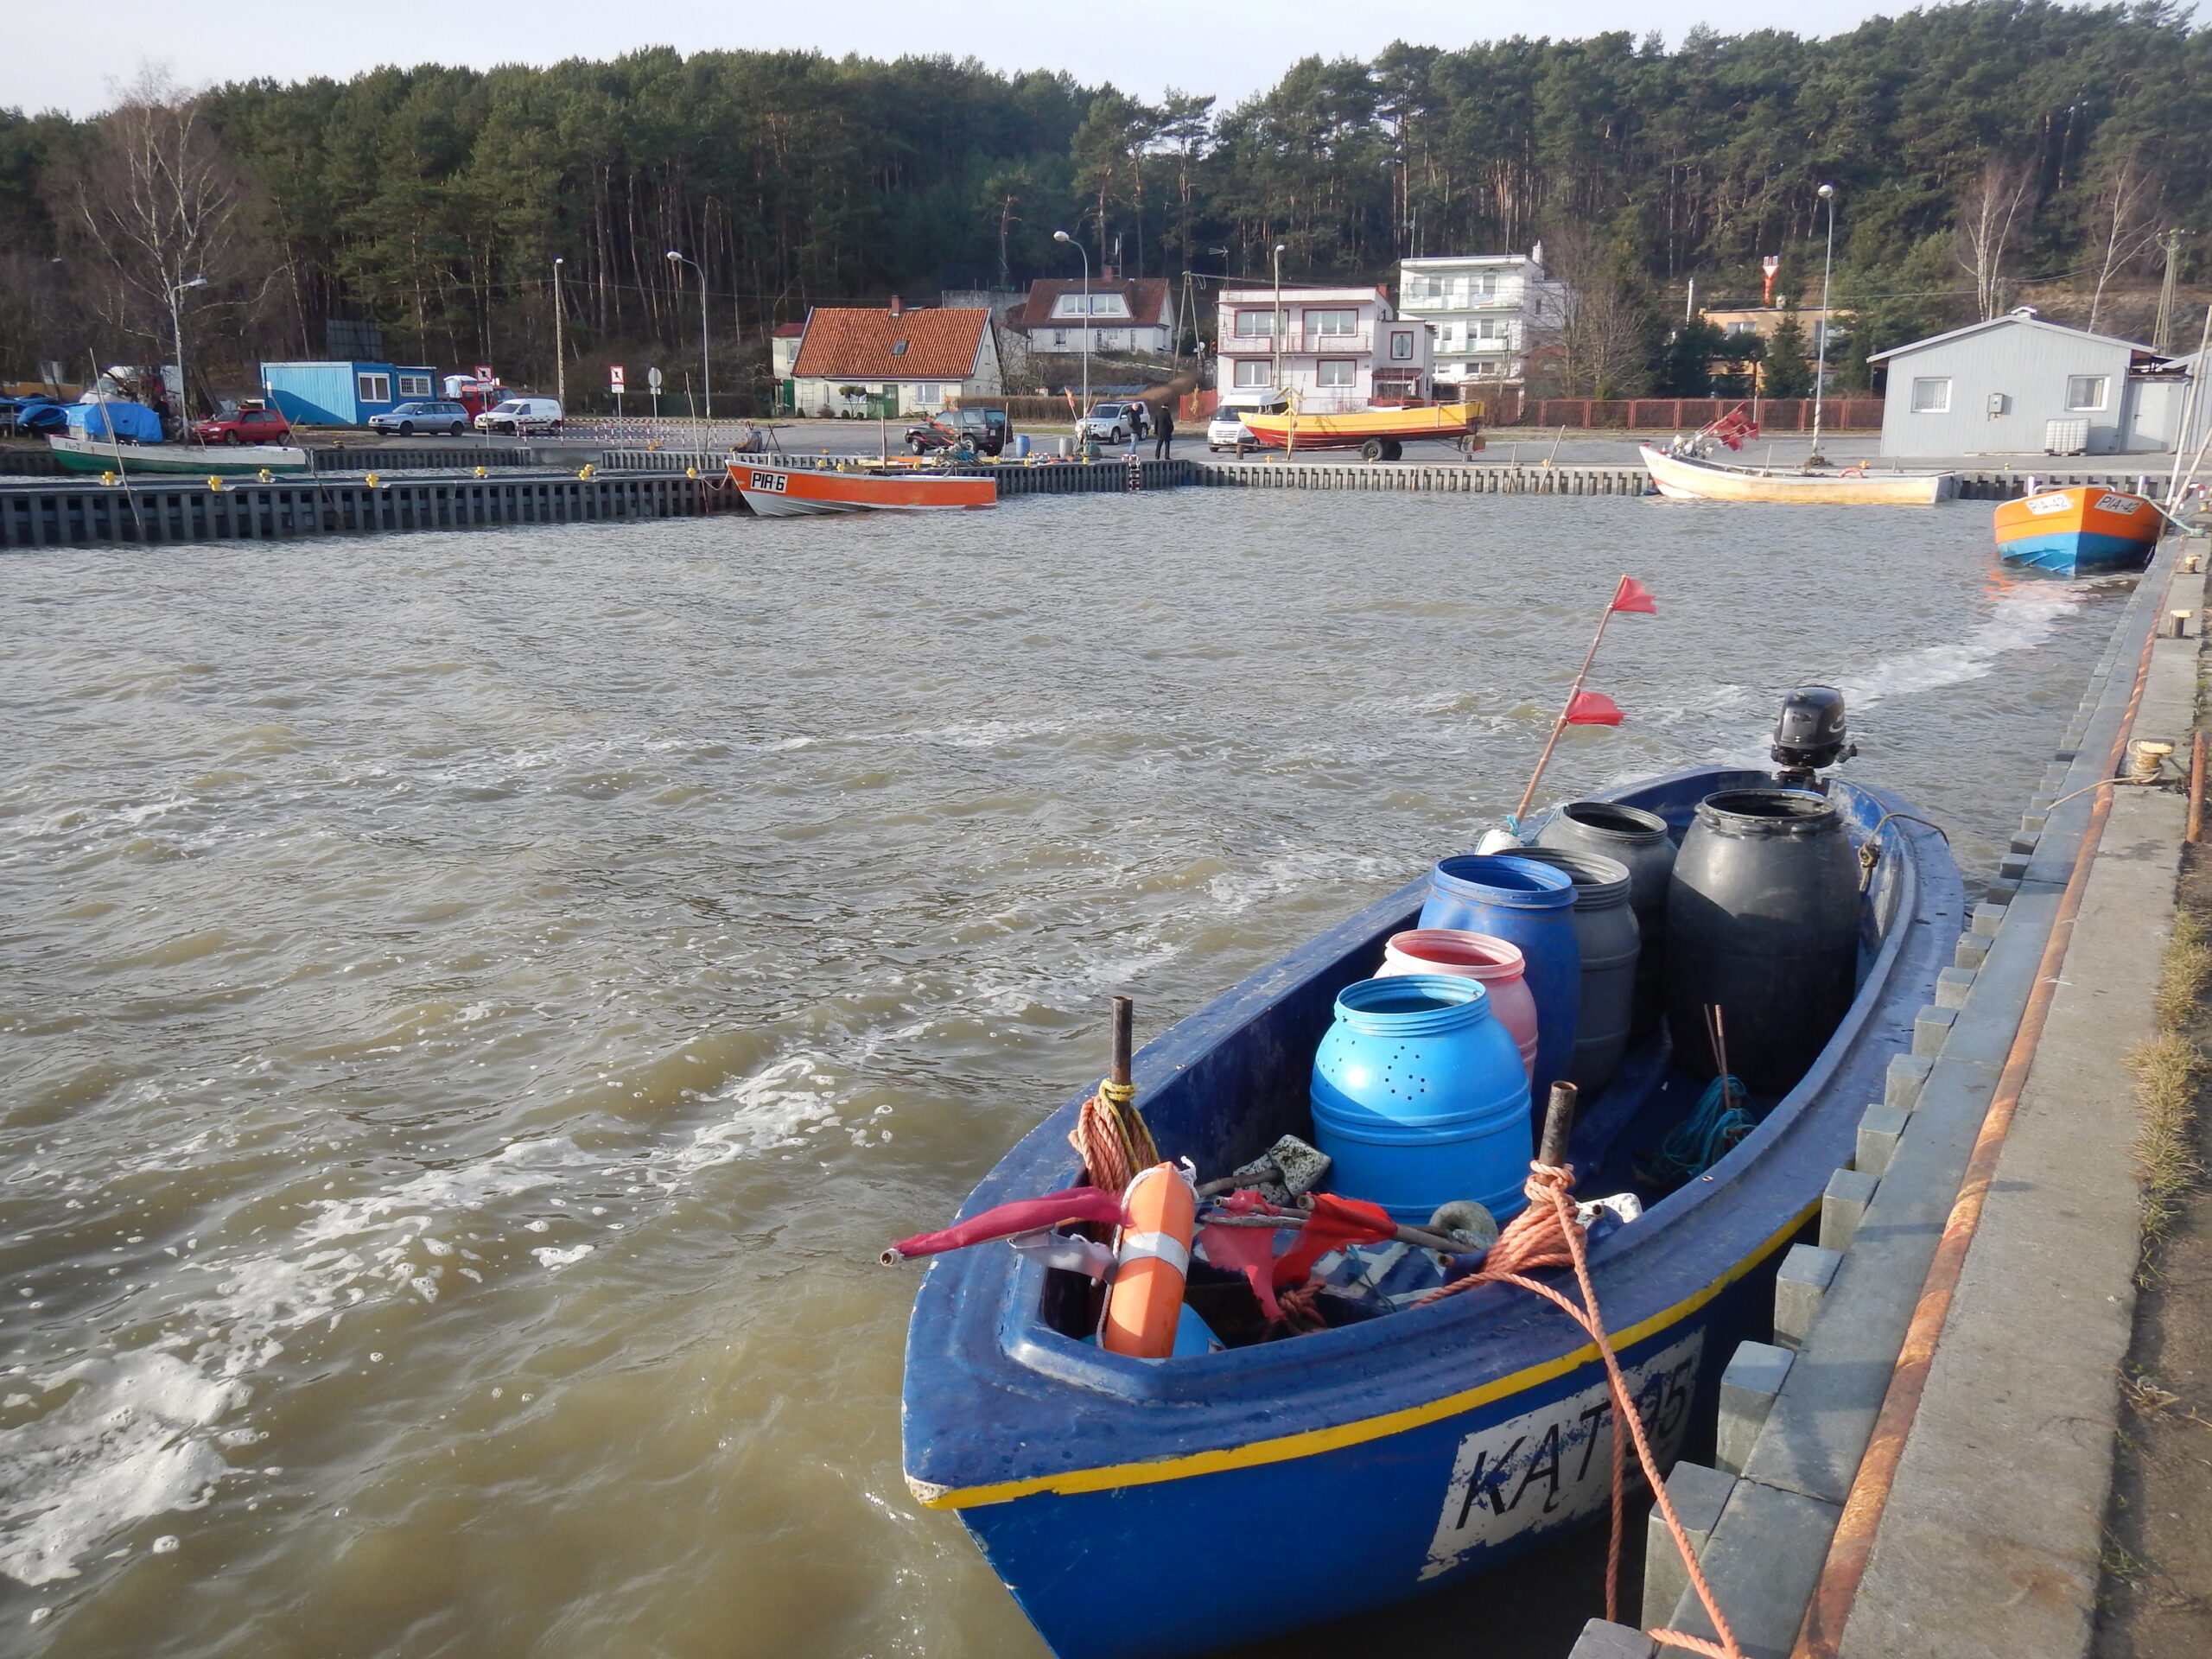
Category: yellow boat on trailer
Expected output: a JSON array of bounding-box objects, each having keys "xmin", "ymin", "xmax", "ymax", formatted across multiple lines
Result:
[{"xmin": 1237, "ymin": 399, "xmax": 1484, "ymax": 461}]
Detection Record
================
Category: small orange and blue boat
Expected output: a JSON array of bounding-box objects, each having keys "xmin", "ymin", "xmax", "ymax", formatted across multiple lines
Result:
[{"xmin": 1993, "ymin": 486, "xmax": 2161, "ymax": 574}]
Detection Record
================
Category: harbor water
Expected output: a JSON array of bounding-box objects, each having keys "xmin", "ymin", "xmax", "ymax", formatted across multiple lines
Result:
[{"xmin": 0, "ymin": 494, "xmax": 2130, "ymax": 1656}]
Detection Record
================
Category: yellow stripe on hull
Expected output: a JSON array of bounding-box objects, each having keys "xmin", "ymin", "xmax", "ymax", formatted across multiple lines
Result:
[{"xmin": 918, "ymin": 1198, "xmax": 1816, "ymax": 1510}]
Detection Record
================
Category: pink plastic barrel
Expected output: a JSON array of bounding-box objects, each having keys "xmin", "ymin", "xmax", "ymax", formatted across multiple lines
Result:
[{"xmin": 1377, "ymin": 930, "xmax": 1540, "ymax": 1084}]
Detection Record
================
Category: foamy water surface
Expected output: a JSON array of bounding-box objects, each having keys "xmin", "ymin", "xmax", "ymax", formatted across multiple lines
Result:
[{"xmin": 0, "ymin": 493, "xmax": 2126, "ymax": 1656}]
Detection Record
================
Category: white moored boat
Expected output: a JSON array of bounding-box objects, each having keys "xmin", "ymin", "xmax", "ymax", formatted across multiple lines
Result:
[
  {"xmin": 729, "ymin": 461, "xmax": 996, "ymax": 517},
  {"xmin": 1639, "ymin": 443, "xmax": 1955, "ymax": 505}
]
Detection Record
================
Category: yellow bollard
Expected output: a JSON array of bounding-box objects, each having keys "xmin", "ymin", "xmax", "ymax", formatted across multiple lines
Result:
[
  {"xmin": 474, "ymin": 466, "xmax": 487, "ymax": 479},
  {"xmin": 207, "ymin": 475, "xmax": 224, "ymax": 491},
  {"xmin": 257, "ymin": 469, "xmax": 273, "ymax": 483},
  {"xmin": 100, "ymin": 471, "xmax": 117, "ymax": 486},
  {"xmin": 685, "ymin": 467, "xmax": 698, "ymax": 479},
  {"xmin": 578, "ymin": 463, "xmax": 595, "ymax": 480},
  {"xmin": 365, "ymin": 473, "xmax": 381, "ymax": 487}
]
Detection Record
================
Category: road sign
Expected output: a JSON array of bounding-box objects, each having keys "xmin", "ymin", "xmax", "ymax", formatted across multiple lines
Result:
[
  {"xmin": 474, "ymin": 365, "xmax": 495, "ymax": 384},
  {"xmin": 646, "ymin": 366, "xmax": 663, "ymax": 392},
  {"xmin": 610, "ymin": 365, "xmax": 626, "ymax": 391}
]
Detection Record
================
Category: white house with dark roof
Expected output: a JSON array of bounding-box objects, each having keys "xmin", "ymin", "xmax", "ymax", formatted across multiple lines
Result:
[{"xmin": 1014, "ymin": 276, "xmax": 1174, "ymax": 355}]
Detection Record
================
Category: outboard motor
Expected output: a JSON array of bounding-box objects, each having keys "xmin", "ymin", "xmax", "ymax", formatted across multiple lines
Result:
[{"xmin": 1770, "ymin": 684, "xmax": 1855, "ymax": 790}]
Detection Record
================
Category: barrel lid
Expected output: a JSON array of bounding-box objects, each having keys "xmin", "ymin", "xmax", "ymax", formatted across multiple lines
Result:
[
  {"xmin": 1695, "ymin": 787, "xmax": 1840, "ymax": 837},
  {"xmin": 1508, "ymin": 846, "xmax": 1632, "ymax": 906}
]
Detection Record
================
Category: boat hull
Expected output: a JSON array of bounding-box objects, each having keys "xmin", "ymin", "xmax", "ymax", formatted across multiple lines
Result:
[
  {"xmin": 901, "ymin": 767, "xmax": 1960, "ymax": 1659},
  {"xmin": 1993, "ymin": 486, "xmax": 2159, "ymax": 574},
  {"xmin": 1239, "ymin": 404, "xmax": 1482, "ymax": 453},
  {"xmin": 728, "ymin": 461, "xmax": 995, "ymax": 515},
  {"xmin": 1639, "ymin": 444, "xmax": 1955, "ymax": 505},
  {"xmin": 47, "ymin": 435, "xmax": 312, "ymax": 477}
]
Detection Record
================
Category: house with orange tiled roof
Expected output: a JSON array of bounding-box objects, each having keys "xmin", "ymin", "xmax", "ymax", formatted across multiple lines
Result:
[{"xmin": 789, "ymin": 299, "xmax": 1003, "ymax": 417}]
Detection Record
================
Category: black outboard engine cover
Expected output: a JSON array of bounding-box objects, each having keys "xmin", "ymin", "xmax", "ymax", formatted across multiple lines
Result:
[{"xmin": 1771, "ymin": 684, "xmax": 1855, "ymax": 788}]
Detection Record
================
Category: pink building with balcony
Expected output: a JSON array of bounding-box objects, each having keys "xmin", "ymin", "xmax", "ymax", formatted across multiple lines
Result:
[{"xmin": 1214, "ymin": 284, "xmax": 1433, "ymax": 410}]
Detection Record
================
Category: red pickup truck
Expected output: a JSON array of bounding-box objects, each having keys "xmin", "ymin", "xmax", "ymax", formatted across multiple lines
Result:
[{"xmin": 192, "ymin": 404, "xmax": 294, "ymax": 446}]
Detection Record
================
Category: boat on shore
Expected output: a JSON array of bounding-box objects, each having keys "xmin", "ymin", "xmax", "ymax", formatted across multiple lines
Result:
[
  {"xmin": 728, "ymin": 459, "xmax": 995, "ymax": 516},
  {"xmin": 1237, "ymin": 400, "xmax": 1484, "ymax": 461},
  {"xmin": 1993, "ymin": 485, "xmax": 2161, "ymax": 573},
  {"xmin": 1640, "ymin": 442, "xmax": 1955, "ymax": 505},
  {"xmin": 896, "ymin": 702, "xmax": 1960, "ymax": 1659},
  {"xmin": 47, "ymin": 435, "xmax": 312, "ymax": 477}
]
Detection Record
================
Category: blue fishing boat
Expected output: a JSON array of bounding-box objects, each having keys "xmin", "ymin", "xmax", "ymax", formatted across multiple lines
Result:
[{"xmin": 898, "ymin": 733, "xmax": 1960, "ymax": 1659}]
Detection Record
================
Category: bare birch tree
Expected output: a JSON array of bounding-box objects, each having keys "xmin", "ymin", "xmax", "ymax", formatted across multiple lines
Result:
[
  {"xmin": 1530, "ymin": 223, "xmax": 1655, "ymax": 398},
  {"xmin": 1954, "ymin": 158, "xmax": 2037, "ymax": 320},
  {"xmin": 2084, "ymin": 153, "xmax": 2161, "ymax": 334},
  {"xmin": 48, "ymin": 68, "xmax": 250, "ymax": 370}
]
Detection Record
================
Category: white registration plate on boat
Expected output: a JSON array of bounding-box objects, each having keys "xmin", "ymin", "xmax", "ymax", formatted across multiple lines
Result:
[
  {"xmin": 1421, "ymin": 1332, "xmax": 1703, "ymax": 1580},
  {"xmin": 749, "ymin": 471, "xmax": 787, "ymax": 493}
]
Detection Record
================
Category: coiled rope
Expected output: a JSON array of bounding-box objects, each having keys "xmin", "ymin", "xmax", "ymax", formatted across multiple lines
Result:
[
  {"xmin": 1069, "ymin": 1077, "xmax": 1158, "ymax": 1195},
  {"xmin": 1416, "ymin": 1161, "xmax": 1748, "ymax": 1659}
]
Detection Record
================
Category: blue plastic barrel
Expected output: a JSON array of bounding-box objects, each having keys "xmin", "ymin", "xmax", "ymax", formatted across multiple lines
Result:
[
  {"xmin": 1311, "ymin": 975, "xmax": 1533, "ymax": 1222},
  {"xmin": 1419, "ymin": 854, "xmax": 1581, "ymax": 1097},
  {"xmin": 1013, "ymin": 434, "xmax": 1030, "ymax": 457}
]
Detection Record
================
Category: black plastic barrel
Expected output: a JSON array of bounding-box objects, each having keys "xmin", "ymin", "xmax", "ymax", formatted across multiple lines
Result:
[
  {"xmin": 1510, "ymin": 847, "xmax": 1639, "ymax": 1096},
  {"xmin": 1535, "ymin": 800, "xmax": 1675, "ymax": 1033},
  {"xmin": 1665, "ymin": 788, "xmax": 1861, "ymax": 1092}
]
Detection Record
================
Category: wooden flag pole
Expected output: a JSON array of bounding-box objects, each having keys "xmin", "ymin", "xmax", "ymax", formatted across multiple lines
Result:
[{"xmin": 1510, "ymin": 580, "xmax": 1628, "ymax": 828}]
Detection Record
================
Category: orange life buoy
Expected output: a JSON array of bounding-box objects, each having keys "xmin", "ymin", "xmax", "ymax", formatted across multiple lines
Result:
[{"xmin": 1101, "ymin": 1162, "xmax": 1197, "ymax": 1357}]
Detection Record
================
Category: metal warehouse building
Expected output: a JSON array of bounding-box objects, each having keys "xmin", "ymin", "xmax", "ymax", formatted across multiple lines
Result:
[{"xmin": 1867, "ymin": 311, "xmax": 2190, "ymax": 457}]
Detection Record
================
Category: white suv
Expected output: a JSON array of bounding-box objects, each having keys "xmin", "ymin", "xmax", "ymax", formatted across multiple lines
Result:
[{"xmin": 474, "ymin": 397, "xmax": 563, "ymax": 436}]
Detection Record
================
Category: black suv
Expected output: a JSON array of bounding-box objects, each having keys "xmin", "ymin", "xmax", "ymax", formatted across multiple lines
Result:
[{"xmin": 906, "ymin": 408, "xmax": 1008, "ymax": 456}]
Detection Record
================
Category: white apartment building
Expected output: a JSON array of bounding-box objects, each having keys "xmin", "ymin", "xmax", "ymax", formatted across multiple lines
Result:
[
  {"xmin": 1213, "ymin": 284, "xmax": 1431, "ymax": 410},
  {"xmin": 1397, "ymin": 253, "xmax": 1566, "ymax": 391}
]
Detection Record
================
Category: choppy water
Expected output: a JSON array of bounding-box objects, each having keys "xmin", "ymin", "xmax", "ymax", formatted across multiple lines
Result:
[{"xmin": 0, "ymin": 494, "xmax": 2126, "ymax": 1657}]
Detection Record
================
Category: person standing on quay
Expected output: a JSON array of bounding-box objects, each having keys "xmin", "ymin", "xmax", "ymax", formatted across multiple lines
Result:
[{"xmin": 1153, "ymin": 402, "xmax": 1175, "ymax": 459}]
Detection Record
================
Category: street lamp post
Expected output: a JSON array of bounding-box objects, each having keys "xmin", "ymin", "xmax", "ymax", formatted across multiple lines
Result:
[
  {"xmin": 552, "ymin": 257, "xmax": 566, "ymax": 415},
  {"xmin": 665, "ymin": 250, "xmax": 712, "ymax": 444},
  {"xmin": 167, "ymin": 274, "xmax": 207, "ymax": 436},
  {"xmin": 1271, "ymin": 242, "xmax": 1287, "ymax": 391},
  {"xmin": 1810, "ymin": 182, "xmax": 1837, "ymax": 467},
  {"xmin": 1052, "ymin": 229, "xmax": 1090, "ymax": 438}
]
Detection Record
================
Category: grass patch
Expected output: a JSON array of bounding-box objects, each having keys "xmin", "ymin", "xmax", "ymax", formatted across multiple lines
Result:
[{"xmin": 2133, "ymin": 903, "xmax": 2212, "ymax": 1266}]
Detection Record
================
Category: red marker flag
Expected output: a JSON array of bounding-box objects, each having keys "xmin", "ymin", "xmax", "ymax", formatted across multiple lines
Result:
[
  {"xmin": 1565, "ymin": 690, "xmax": 1624, "ymax": 727},
  {"xmin": 1610, "ymin": 575, "xmax": 1657, "ymax": 615}
]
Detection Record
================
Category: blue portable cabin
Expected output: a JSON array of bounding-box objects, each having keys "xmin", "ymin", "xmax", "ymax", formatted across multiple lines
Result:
[{"xmin": 259, "ymin": 361, "xmax": 440, "ymax": 429}]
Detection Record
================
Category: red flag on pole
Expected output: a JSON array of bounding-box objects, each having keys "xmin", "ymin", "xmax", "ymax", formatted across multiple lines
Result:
[
  {"xmin": 1610, "ymin": 575, "xmax": 1657, "ymax": 615},
  {"xmin": 1565, "ymin": 690, "xmax": 1624, "ymax": 727}
]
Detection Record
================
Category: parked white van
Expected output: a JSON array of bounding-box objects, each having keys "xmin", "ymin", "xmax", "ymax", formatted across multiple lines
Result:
[
  {"xmin": 474, "ymin": 397, "xmax": 563, "ymax": 436},
  {"xmin": 1206, "ymin": 389, "xmax": 1287, "ymax": 454}
]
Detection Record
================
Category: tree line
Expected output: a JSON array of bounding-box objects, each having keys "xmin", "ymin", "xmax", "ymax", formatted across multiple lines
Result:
[{"xmin": 3, "ymin": 0, "xmax": 2207, "ymax": 410}]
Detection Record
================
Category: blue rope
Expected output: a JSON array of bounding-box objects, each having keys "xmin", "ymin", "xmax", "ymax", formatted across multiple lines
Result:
[{"xmin": 1656, "ymin": 1074, "xmax": 1754, "ymax": 1182}]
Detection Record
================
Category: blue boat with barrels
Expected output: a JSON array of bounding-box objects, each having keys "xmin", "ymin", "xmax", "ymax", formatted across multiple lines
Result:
[{"xmin": 896, "ymin": 691, "xmax": 1961, "ymax": 1659}]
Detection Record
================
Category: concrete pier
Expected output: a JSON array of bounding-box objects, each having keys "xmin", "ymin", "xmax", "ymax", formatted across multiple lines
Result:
[{"xmin": 1633, "ymin": 529, "xmax": 2209, "ymax": 1659}]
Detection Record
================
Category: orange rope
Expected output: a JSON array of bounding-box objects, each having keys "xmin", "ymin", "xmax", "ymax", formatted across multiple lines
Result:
[
  {"xmin": 1419, "ymin": 1164, "xmax": 1749, "ymax": 1659},
  {"xmin": 1068, "ymin": 1078, "xmax": 1156, "ymax": 1193}
]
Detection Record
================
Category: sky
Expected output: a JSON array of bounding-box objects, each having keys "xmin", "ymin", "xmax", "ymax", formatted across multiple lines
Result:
[{"xmin": 13, "ymin": 0, "xmax": 1946, "ymax": 118}]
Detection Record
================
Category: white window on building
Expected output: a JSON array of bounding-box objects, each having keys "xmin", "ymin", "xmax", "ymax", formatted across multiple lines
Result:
[
  {"xmin": 356, "ymin": 372, "xmax": 391, "ymax": 404},
  {"xmin": 1052, "ymin": 330, "xmax": 1069, "ymax": 349},
  {"xmin": 395, "ymin": 372, "xmax": 432, "ymax": 397},
  {"xmin": 1231, "ymin": 310, "xmax": 1276, "ymax": 338},
  {"xmin": 1389, "ymin": 330, "xmax": 1414, "ymax": 361},
  {"xmin": 1053, "ymin": 293, "xmax": 1130, "ymax": 318},
  {"xmin": 1305, "ymin": 308, "xmax": 1357, "ymax": 336},
  {"xmin": 1316, "ymin": 359, "xmax": 1357, "ymax": 388},
  {"xmin": 1232, "ymin": 359, "xmax": 1274, "ymax": 388},
  {"xmin": 2066, "ymin": 375, "xmax": 2109, "ymax": 411},
  {"xmin": 1910, "ymin": 377, "xmax": 1952, "ymax": 414}
]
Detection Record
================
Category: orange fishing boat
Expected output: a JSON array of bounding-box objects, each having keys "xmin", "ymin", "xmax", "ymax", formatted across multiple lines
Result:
[
  {"xmin": 1236, "ymin": 400, "xmax": 1484, "ymax": 461},
  {"xmin": 1992, "ymin": 485, "xmax": 2160, "ymax": 574},
  {"xmin": 729, "ymin": 461, "xmax": 997, "ymax": 517}
]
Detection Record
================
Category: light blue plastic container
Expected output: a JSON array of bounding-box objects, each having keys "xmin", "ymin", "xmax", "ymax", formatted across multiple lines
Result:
[{"xmin": 1310, "ymin": 974, "xmax": 1534, "ymax": 1223}]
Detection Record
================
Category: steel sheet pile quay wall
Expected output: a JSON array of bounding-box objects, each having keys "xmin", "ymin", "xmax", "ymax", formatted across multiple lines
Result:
[
  {"xmin": 603, "ymin": 450, "xmax": 1193, "ymax": 494},
  {"xmin": 307, "ymin": 447, "xmax": 535, "ymax": 473},
  {"xmin": 1569, "ymin": 530, "xmax": 2200, "ymax": 1659},
  {"xmin": 0, "ymin": 470, "xmax": 734, "ymax": 548},
  {"xmin": 1192, "ymin": 462, "xmax": 2181, "ymax": 499}
]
